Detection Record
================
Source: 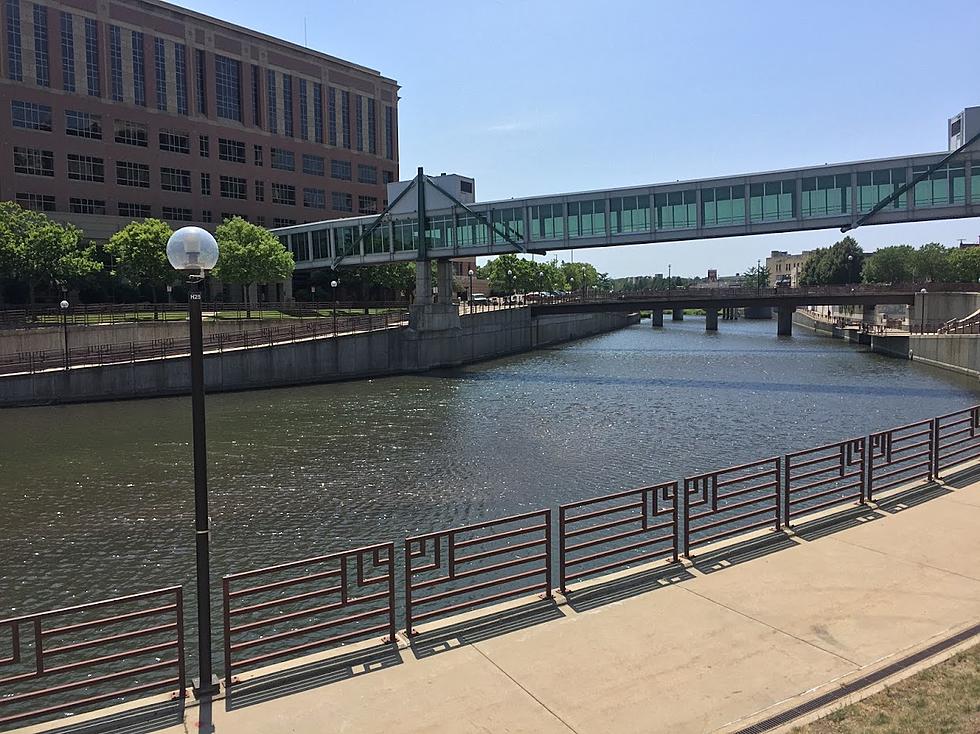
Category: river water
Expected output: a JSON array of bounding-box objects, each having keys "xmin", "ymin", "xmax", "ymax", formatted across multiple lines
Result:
[{"xmin": 2, "ymin": 317, "xmax": 977, "ymax": 618}]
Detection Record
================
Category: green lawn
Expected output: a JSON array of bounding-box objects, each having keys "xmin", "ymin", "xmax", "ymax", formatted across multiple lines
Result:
[{"xmin": 793, "ymin": 642, "xmax": 980, "ymax": 734}]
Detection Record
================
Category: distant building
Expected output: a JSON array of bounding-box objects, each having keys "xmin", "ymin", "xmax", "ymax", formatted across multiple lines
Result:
[
  {"xmin": 766, "ymin": 250, "xmax": 813, "ymax": 287},
  {"xmin": 692, "ymin": 268, "xmax": 745, "ymax": 289}
]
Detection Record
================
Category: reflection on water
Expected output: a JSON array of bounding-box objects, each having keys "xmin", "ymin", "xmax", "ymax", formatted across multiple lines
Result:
[{"xmin": 1, "ymin": 317, "xmax": 977, "ymax": 616}]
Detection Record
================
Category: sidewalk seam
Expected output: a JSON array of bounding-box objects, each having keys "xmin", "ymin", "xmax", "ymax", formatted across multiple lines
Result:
[
  {"xmin": 679, "ymin": 587, "xmax": 861, "ymax": 667},
  {"xmin": 822, "ymin": 534, "xmax": 980, "ymax": 584},
  {"xmin": 470, "ymin": 643, "xmax": 582, "ymax": 734}
]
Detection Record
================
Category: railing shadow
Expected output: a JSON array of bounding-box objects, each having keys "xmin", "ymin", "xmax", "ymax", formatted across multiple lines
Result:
[
  {"xmin": 14, "ymin": 700, "xmax": 184, "ymax": 734},
  {"xmin": 876, "ymin": 481, "xmax": 954, "ymax": 514},
  {"xmin": 564, "ymin": 563, "xmax": 693, "ymax": 613},
  {"xmin": 224, "ymin": 643, "xmax": 402, "ymax": 712},
  {"xmin": 940, "ymin": 462, "xmax": 980, "ymax": 490},
  {"xmin": 409, "ymin": 598, "xmax": 562, "ymax": 660},
  {"xmin": 690, "ymin": 531, "xmax": 798, "ymax": 575},
  {"xmin": 791, "ymin": 505, "xmax": 884, "ymax": 542}
]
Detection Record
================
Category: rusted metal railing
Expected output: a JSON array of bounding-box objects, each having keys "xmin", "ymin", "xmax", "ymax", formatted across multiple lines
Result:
[
  {"xmin": 868, "ymin": 419, "xmax": 934, "ymax": 498},
  {"xmin": 783, "ymin": 438, "xmax": 866, "ymax": 524},
  {"xmin": 221, "ymin": 543, "xmax": 396, "ymax": 688},
  {"xmin": 0, "ymin": 587, "xmax": 185, "ymax": 729},
  {"xmin": 404, "ymin": 510, "xmax": 551, "ymax": 635},
  {"xmin": 558, "ymin": 483, "xmax": 677, "ymax": 593},
  {"xmin": 934, "ymin": 406, "xmax": 980, "ymax": 474}
]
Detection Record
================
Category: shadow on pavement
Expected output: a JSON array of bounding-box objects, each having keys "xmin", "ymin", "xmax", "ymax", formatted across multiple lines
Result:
[
  {"xmin": 565, "ymin": 563, "xmax": 693, "ymax": 613},
  {"xmin": 224, "ymin": 643, "xmax": 402, "ymax": 712},
  {"xmin": 409, "ymin": 598, "xmax": 563, "ymax": 660},
  {"xmin": 939, "ymin": 463, "xmax": 980, "ymax": 490},
  {"xmin": 792, "ymin": 505, "xmax": 884, "ymax": 542},
  {"xmin": 18, "ymin": 700, "xmax": 184, "ymax": 734},
  {"xmin": 876, "ymin": 482, "xmax": 954, "ymax": 514},
  {"xmin": 691, "ymin": 532, "xmax": 798, "ymax": 575}
]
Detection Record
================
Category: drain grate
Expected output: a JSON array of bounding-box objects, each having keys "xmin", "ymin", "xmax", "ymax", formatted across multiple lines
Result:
[{"xmin": 731, "ymin": 622, "xmax": 980, "ymax": 734}]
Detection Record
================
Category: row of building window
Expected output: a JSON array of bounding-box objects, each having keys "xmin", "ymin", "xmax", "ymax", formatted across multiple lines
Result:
[{"xmin": 3, "ymin": 4, "xmax": 396, "ymax": 158}]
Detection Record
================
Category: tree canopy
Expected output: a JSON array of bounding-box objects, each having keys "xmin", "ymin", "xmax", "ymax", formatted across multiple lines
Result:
[
  {"xmin": 476, "ymin": 254, "xmax": 607, "ymax": 294},
  {"xmin": 798, "ymin": 236, "xmax": 864, "ymax": 285},
  {"xmin": 105, "ymin": 218, "xmax": 175, "ymax": 299},
  {"xmin": 213, "ymin": 217, "xmax": 294, "ymax": 307},
  {"xmin": 861, "ymin": 245, "xmax": 916, "ymax": 284}
]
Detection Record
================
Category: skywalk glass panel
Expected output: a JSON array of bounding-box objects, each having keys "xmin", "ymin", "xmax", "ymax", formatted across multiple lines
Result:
[
  {"xmin": 912, "ymin": 164, "xmax": 965, "ymax": 207},
  {"xmin": 973, "ymin": 165, "xmax": 980, "ymax": 203},
  {"xmin": 801, "ymin": 174, "xmax": 850, "ymax": 217},
  {"xmin": 456, "ymin": 213, "xmax": 489, "ymax": 246},
  {"xmin": 654, "ymin": 190, "xmax": 696, "ymax": 230},
  {"xmin": 749, "ymin": 180, "xmax": 794, "ymax": 223},
  {"xmin": 492, "ymin": 207, "xmax": 525, "ymax": 244},
  {"xmin": 529, "ymin": 203, "xmax": 565, "ymax": 241},
  {"xmin": 289, "ymin": 232, "xmax": 309, "ymax": 261},
  {"xmin": 336, "ymin": 226, "xmax": 358, "ymax": 257},
  {"xmin": 393, "ymin": 218, "xmax": 418, "ymax": 251},
  {"xmin": 702, "ymin": 185, "xmax": 745, "ymax": 227},
  {"xmin": 857, "ymin": 167, "xmax": 907, "ymax": 212},
  {"xmin": 366, "ymin": 225, "xmax": 389, "ymax": 254},
  {"xmin": 427, "ymin": 215, "xmax": 452, "ymax": 248},
  {"xmin": 311, "ymin": 229, "xmax": 330, "ymax": 259},
  {"xmin": 609, "ymin": 195, "xmax": 650, "ymax": 234},
  {"xmin": 567, "ymin": 200, "xmax": 605, "ymax": 238}
]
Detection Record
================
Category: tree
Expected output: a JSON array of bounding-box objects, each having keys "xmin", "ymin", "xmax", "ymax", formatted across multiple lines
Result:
[
  {"xmin": 912, "ymin": 242, "xmax": 953, "ymax": 282},
  {"xmin": 560, "ymin": 261, "xmax": 601, "ymax": 292},
  {"xmin": 105, "ymin": 219, "xmax": 175, "ymax": 312},
  {"xmin": 948, "ymin": 247, "xmax": 980, "ymax": 283},
  {"xmin": 798, "ymin": 236, "xmax": 864, "ymax": 286},
  {"xmin": 861, "ymin": 245, "xmax": 916, "ymax": 284},
  {"xmin": 213, "ymin": 217, "xmax": 295, "ymax": 317},
  {"xmin": 0, "ymin": 201, "xmax": 101, "ymax": 305},
  {"xmin": 743, "ymin": 263, "xmax": 771, "ymax": 289}
]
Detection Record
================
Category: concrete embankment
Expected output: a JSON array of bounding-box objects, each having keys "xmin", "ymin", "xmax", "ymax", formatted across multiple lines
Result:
[{"xmin": 0, "ymin": 309, "xmax": 638, "ymax": 407}]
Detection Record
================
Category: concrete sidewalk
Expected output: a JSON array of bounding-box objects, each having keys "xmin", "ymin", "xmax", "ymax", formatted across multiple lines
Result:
[{"xmin": 156, "ymin": 471, "xmax": 980, "ymax": 734}]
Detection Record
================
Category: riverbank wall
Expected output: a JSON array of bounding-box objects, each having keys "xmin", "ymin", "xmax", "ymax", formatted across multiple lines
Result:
[{"xmin": 0, "ymin": 309, "xmax": 638, "ymax": 407}]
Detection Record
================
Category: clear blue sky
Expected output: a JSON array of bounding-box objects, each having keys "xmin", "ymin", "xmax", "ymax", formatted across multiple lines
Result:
[{"xmin": 188, "ymin": 0, "xmax": 980, "ymax": 278}]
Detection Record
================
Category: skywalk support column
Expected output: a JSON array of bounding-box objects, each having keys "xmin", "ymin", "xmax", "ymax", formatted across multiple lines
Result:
[
  {"xmin": 408, "ymin": 167, "xmax": 460, "ymax": 332},
  {"xmin": 436, "ymin": 260, "xmax": 455, "ymax": 304},
  {"xmin": 672, "ymin": 307, "xmax": 684, "ymax": 321},
  {"xmin": 415, "ymin": 265, "xmax": 433, "ymax": 306},
  {"xmin": 651, "ymin": 308, "xmax": 664, "ymax": 327},
  {"xmin": 705, "ymin": 307, "xmax": 719, "ymax": 331},
  {"xmin": 777, "ymin": 305, "xmax": 795, "ymax": 336}
]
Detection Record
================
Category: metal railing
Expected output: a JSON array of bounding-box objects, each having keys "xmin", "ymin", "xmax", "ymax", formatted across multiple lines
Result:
[
  {"xmin": 935, "ymin": 407, "xmax": 980, "ymax": 473},
  {"xmin": 0, "ymin": 312, "xmax": 409, "ymax": 376},
  {"xmin": 221, "ymin": 543, "xmax": 396, "ymax": 688},
  {"xmin": 404, "ymin": 510, "xmax": 552, "ymax": 635},
  {"xmin": 0, "ymin": 587, "xmax": 184, "ymax": 729},
  {"xmin": 784, "ymin": 438, "xmax": 866, "ymax": 523},
  {"xmin": 868, "ymin": 418, "xmax": 935, "ymax": 497}
]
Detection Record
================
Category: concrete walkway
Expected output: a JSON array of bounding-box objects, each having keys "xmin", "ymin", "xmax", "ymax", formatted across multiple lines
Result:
[{"xmin": 150, "ymin": 469, "xmax": 980, "ymax": 734}]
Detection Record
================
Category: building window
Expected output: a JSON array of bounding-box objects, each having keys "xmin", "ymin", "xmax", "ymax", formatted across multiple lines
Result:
[
  {"xmin": 174, "ymin": 43, "xmax": 188, "ymax": 115},
  {"xmin": 327, "ymin": 87, "xmax": 336, "ymax": 146},
  {"xmin": 108, "ymin": 25, "xmax": 123, "ymax": 101},
  {"xmin": 13, "ymin": 147, "xmax": 54, "ymax": 176},
  {"xmin": 11, "ymin": 100, "xmax": 52, "ymax": 130},
  {"xmin": 69, "ymin": 197, "xmax": 105, "ymax": 214},
  {"xmin": 116, "ymin": 161, "xmax": 149, "ymax": 187},
  {"xmin": 301, "ymin": 187, "xmax": 324, "ymax": 209},
  {"xmin": 383, "ymin": 170, "xmax": 395, "ymax": 184},
  {"xmin": 201, "ymin": 209, "xmax": 212, "ymax": 223},
  {"xmin": 702, "ymin": 185, "xmax": 745, "ymax": 227},
  {"xmin": 161, "ymin": 167, "xmax": 191, "ymax": 192},
  {"xmin": 83, "ymin": 17, "xmax": 99, "ymax": 96},
  {"xmin": 749, "ymin": 180, "xmax": 795, "ymax": 223},
  {"xmin": 118, "ymin": 202, "xmax": 151, "ymax": 218},
  {"xmin": 254, "ymin": 179, "xmax": 264, "ymax": 201},
  {"xmin": 282, "ymin": 73, "xmax": 293, "ymax": 136},
  {"xmin": 158, "ymin": 129, "xmax": 190, "ymax": 154},
  {"xmin": 302, "ymin": 154, "xmax": 324, "ymax": 176},
  {"xmin": 367, "ymin": 100, "xmax": 377, "ymax": 155},
  {"xmin": 59, "ymin": 11, "xmax": 74, "ymax": 92},
  {"xmin": 654, "ymin": 190, "xmax": 697, "ymax": 230},
  {"xmin": 199, "ymin": 134, "xmax": 209, "ymax": 157},
  {"xmin": 200, "ymin": 172, "xmax": 211, "ymax": 195},
  {"xmin": 218, "ymin": 138, "xmax": 246, "ymax": 163},
  {"xmin": 16, "ymin": 192, "xmax": 55, "ymax": 211},
  {"xmin": 271, "ymin": 182, "xmax": 296, "ymax": 206},
  {"xmin": 313, "ymin": 82, "xmax": 323, "ymax": 144},
  {"xmin": 162, "ymin": 206, "xmax": 192, "ymax": 221},
  {"xmin": 32, "ymin": 4, "xmax": 49, "ymax": 87},
  {"xmin": 332, "ymin": 191, "xmax": 352, "ymax": 212},
  {"xmin": 6, "ymin": 0, "xmax": 22, "ymax": 81},
  {"xmin": 913, "ymin": 164, "xmax": 965, "ymax": 207},
  {"xmin": 357, "ymin": 164, "xmax": 377, "ymax": 185},
  {"xmin": 251, "ymin": 64, "xmax": 261, "ymax": 127},
  {"xmin": 114, "ymin": 120, "xmax": 147, "ymax": 146},
  {"xmin": 67, "ymin": 153, "xmax": 104, "ymax": 182},
  {"xmin": 358, "ymin": 195, "xmax": 378, "ymax": 214},
  {"xmin": 266, "ymin": 69, "xmax": 277, "ymax": 134},
  {"xmin": 195, "ymin": 48, "xmax": 206, "ymax": 115},
  {"xmin": 214, "ymin": 54, "xmax": 241, "ymax": 121},
  {"xmin": 299, "ymin": 79, "xmax": 308, "ymax": 140},
  {"xmin": 273, "ymin": 217, "xmax": 295, "ymax": 228},
  {"xmin": 529, "ymin": 204, "xmax": 564, "ymax": 240},
  {"xmin": 355, "ymin": 94, "xmax": 363, "ymax": 151},
  {"xmin": 256, "ymin": 215, "xmax": 265, "ymax": 227},
  {"xmin": 253, "ymin": 144, "xmax": 262, "ymax": 166},
  {"xmin": 857, "ymin": 168, "xmax": 907, "ymax": 212},
  {"xmin": 271, "ymin": 148, "xmax": 294, "ymax": 171},
  {"xmin": 341, "ymin": 90, "xmax": 350, "ymax": 148},
  {"xmin": 384, "ymin": 105, "xmax": 394, "ymax": 160},
  {"xmin": 609, "ymin": 196, "xmax": 650, "ymax": 233},
  {"xmin": 219, "ymin": 175, "xmax": 247, "ymax": 199},
  {"xmin": 330, "ymin": 159, "xmax": 352, "ymax": 180},
  {"xmin": 132, "ymin": 31, "xmax": 146, "ymax": 106},
  {"xmin": 154, "ymin": 37, "xmax": 167, "ymax": 111}
]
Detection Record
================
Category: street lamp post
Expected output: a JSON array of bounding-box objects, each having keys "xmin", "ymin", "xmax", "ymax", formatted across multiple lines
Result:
[
  {"xmin": 331, "ymin": 279, "xmax": 338, "ymax": 332},
  {"xmin": 165, "ymin": 226, "xmax": 220, "ymax": 699},
  {"xmin": 59, "ymin": 299, "xmax": 70, "ymax": 371},
  {"xmin": 310, "ymin": 284, "xmax": 317, "ymax": 307},
  {"xmin": 507, "ymin": 269, "xmax": 514, "ymax": 304},
  {"xmin": 919, "ymin": 287, "xmax": 927, "ymax": 334},
  {"xmin": 757, "ymin": 258, "xmax": 762, "ymax": 291},
  {"xmin": 847, "ymin": 254, "xmax": 854, "ymax": 284},
  {"xmin": 668, "ymin": 264, "xmax": 672, "ymax": 292},
  {"xmin": 467, "ymin": 269, "xmax": 474, "ymax": 309},
  {"xmin": 166, "ymin": 283, "xmax": 173, "ymax": 307}
]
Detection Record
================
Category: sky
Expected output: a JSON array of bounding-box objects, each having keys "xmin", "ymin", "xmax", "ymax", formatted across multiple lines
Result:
[{"xmin": 185, "ymin": 0, "xmax": 980, "ymax": 277}]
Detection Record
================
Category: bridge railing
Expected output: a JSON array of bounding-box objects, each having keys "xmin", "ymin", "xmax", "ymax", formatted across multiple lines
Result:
[
  {"xmin": 868, "ymin": 419, "xmax": 935, "ymax": 499},
  {"xmin": 783, "ymin": 438, "xmax": 866, "ymax": 523},
  {"xmin": 935, "ymin": 407, "xmax": 980, "ymax": 473}
]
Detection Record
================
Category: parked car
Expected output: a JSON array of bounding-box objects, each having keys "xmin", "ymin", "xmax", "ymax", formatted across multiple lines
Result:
[{"xmin": 471, "ymin": 293, "xmax": 490, "ymax": 306}]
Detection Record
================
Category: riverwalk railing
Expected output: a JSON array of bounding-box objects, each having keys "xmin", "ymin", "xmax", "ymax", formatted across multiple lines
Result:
[
  {"xmin": 5, "ymin": 406, "xmax": 980, "ymax": 727},
  {"xmin": 0, "ymin": 587, "xmax": 184, "ymax": 729}
]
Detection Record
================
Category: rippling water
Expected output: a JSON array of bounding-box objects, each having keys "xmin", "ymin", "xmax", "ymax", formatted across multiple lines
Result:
[{"xmin": 2, "ymin": 317, "xmax": 977, "ymax": 617}]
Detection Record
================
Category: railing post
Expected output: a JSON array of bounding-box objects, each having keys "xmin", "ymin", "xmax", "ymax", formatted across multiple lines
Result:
[
  {"xmin": 222, "ymin": 578, "xmax": 232, "ymax": 689},
  {"xmin": 859, "ymin": 437, "xmax": 868, "ymax": 504},
  {"xmin": 403, "ymin": 540, "xmax": 414, "ymax": 637},
  {"xmin": 558, "ymin": 506, "xmax": 567, "ymax": 594},
  {"xmin": 866, "ymin": 433, "xmax": 875, "ymax": 502},
  {"xmin": 175, "ymin": 587, "xmax": 187, "ymax": 698},
  {"xmin": 679, "ymin": 480, "xmax": 690, "ymax": 559},
  {"xmin": 774, "ymin": 457, "xmax": 782, "ymax": 530},
  {"xmin": 780, "ymin": 455, "xmax": 790, "ymax": 528},
  {"xmin": 929, "ymin": 418, "xmax": 938, "ymax": 480},
  {"xmin": 543, "ymin": 509, "xmax": 553, "ymax": 598}
]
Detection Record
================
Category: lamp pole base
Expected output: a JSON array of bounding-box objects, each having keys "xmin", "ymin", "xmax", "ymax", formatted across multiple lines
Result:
[{"xmin": 192, "ymin": 675, "xmax": 221, "ymax": 699}]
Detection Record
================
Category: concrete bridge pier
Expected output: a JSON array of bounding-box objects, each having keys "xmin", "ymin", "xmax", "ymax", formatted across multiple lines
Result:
[
  {"xmin": 777, "ymin": 305, "xmax": 795, "ymax": 336},
  {"xmin": 863, "ymin": 304, "xmax": 877, "ymax": 325},
  {"xmin": 705, "ymin": 308, "xmax": 719, "ymax": 331},
  {"xmin": 651, "ymin": 308, "xmax": 664, "ymax": 327},
  {"xmin": 436, "ymin": 260, "xmax": 456, "ymax": 304},
  {"xmin": 408, "ymin": 261, "xmax": 461, "ymax": 332},
  {"xmin": 672, "ymin": 308, "xmax": 684, "ymax": 321}
]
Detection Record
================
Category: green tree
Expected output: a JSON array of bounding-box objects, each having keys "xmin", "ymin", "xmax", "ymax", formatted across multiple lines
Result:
[
  {"xmin": 213, "ymin": 217, "xmax": 295, "ymax": 317},
  {"xmin": 0, "ymin": 201, "xmax": 101, "ymax": 305},
  {"xmin": 948, "ymin": 247, "xmax": 980, "ymax": 283},
  {"xmin": 105, "ymin": 218, "xmax": 175, "ymax": 310},
  {"xmin": 912, "ymin": 242, "xmax": 953, "ymax": 282},
  {"xmin": 799, "ymin": 236, "xmax": 864, "ymax": 285},
  {"xmin": 861, "ymin": 245, "xmax": 916, "ymax": 283},
  {"xmin": 743, "ymin": 263, "xmax": 771, "ymax": 289},
  {"xmin": 560, "ymin": 261, "xmax": 600, "ymax": 292}
]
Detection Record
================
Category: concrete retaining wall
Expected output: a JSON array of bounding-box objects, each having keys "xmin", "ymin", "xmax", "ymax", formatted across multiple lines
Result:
[
  {"xmin": 0, "ymin": 310, "xmax": 638, "ymax": 407},
  {"xmin": 909, "ymin": 334, "xmax": 980, "ymax": 379}
]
